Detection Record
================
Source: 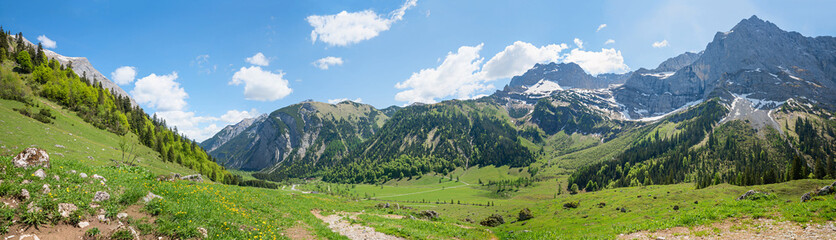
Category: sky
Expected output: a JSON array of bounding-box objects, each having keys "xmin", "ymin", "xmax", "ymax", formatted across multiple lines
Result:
[{"xmin": 2, "ymin": 0, "xmax": 835, "ymax": 141}]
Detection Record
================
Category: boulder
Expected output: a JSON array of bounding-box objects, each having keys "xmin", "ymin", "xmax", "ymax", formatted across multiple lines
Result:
[
  {"xmin": 142, "ymin": 192, "xmax": 163, "ymax": 203},
  {"xmin": 801, "ymin": 192, "xmax": 812, "ymax": 202},
  {"xmin": 20, "ymin": 188, "xmax": 30, "ymax": 200},
  {"xmin": 518, "ymin": 208, "xmax": 533, "ymax": 221},
  {"xmin": 92, "ymin": 191, "xmax": 110, "ymax": 202},
  {"xmin": 77, "ymin": 221, "xmax": 90, "ymax": 228},
  {"xmin": 417, "ymin": 210, "xmax": 439, "ymax": 220},
  {"xmin": 480, "ymin": 214, "xmax": 505, "ymax": 227},
  {"xmin": 79, "ymin": 173, "xmax": 88, "ymax": 178},
  {"xmin": 33, "ymin": 169, "xmax": 46, "ymax": 179},
  {"xmin": 117, "ymin": 213, "xmax": 128, "ymax": 219},
  {"xmin": 58, "ymin": 203, "xmax": 78, "ymax": 218},
  {"xmin": 26, "ymin": 202, "xmax": 42, "ymax": 213},
  {"xmin": 12, "ymin": 148, "xmax": 50, "ymax": 169},
  {"xmin": 180, "ymin": 174, "xmax": 204, "ymax": 182},
  {"xmin": 41, "ymin": 184, "xmax": 50, "ymax": 194},
  {"xmin": 92, "ymin": 174, "xmax": 106, "ymax": 182},
  {"xmin": 815, "ymin": 185, "xmax": 834, "ymax": 196},
  {"xmin": 198, "ymin": 227, "xmax": 208, "ymax": 238}
]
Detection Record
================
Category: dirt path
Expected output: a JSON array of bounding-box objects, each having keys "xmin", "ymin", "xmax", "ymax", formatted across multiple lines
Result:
[
  {"xmin": 311, "ymin": 210, "xmax": 404, "ymax": 240},
  {"xmin": 619, "ymin": 218, "xmax": 836, "ymax": 240}
]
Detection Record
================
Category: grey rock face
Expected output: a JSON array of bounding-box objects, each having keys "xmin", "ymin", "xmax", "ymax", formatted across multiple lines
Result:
[
  {"xmin": 615, "ymin": 15, "xmax": 836, "ymax": 118},
  {"xmin": 206, "ymin": 101, "xmax": 387, "ymax": 172},
  {"xmin": 200, "ymin": 114, "xmax": 268, "ymax": 152}
]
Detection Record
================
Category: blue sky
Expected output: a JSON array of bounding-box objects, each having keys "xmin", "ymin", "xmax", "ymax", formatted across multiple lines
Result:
[{"xmin": 2, "ymin": 0, "xmax": 835, "ymax": 141}]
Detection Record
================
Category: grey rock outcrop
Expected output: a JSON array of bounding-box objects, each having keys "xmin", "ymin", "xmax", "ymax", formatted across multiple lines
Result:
[
  {"xmin": 58, "ymin": 203, "xmax": 78, "ymax": 218},
  {"xmin": 13, "ymin": 148, "xmax": 50, "ymax": 169},
  {"xmin": 92, "ymin": 191, "xmax": 110, "ymax": 202}
]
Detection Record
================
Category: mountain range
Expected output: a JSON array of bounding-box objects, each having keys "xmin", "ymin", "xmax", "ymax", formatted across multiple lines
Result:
[{"xmin": 201, "ymin": 15, "xmax": 836, "ymax": 186}]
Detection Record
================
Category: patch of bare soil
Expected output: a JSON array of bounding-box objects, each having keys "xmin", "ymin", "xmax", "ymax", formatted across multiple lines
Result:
[
  {"xmin": 311, "ymin": 209, "xmax": 404, "ymax": 240},
  {"xmin": 619, "ymin": 218, "xmax": 836, "ymax": 240},
  {"xmin": 285, "ymin": 221, "xmax": 316, "ymax": 240}
]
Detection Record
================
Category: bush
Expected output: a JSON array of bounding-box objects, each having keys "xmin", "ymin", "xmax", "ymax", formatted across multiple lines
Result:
[
  {"xmin": 110, "ymin": 229, "xmax": 134, "ymax": 240},
  {"xmin": 85, "ymin": 227, "xmax": 101, "ymax": 237},
  {"xmin": 563, "ymin": 201, "xmax": 579, "ymax": 209},
  {"xmin": 20, "ymin": 211, "xmax": 46, "ymax": 230},
  {"xmin": 0, "ymin": 70, "xmax": 31, "ymax": 102},
  {"xmin": 480, "ymin": 214, "xmax": 505, "ymax": 227}
]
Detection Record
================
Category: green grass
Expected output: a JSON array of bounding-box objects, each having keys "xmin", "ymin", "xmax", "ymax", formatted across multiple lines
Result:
[
  {"xmin": 0, "ymin": 97, "xmax": 197, "ymax": 176},
  {"xmin": 299, "ymin": 169, "xmax": 836, "ymax": 239}
]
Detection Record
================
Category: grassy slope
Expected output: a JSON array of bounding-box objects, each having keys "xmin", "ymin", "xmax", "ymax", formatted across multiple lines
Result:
[{"xmin": 0, "ymin": 97, "xmax": 197, "ymax": 176}]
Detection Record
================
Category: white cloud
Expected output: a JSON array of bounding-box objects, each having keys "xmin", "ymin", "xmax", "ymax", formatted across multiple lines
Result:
[
  {"xmin": 37, "ymin": 35, "xmax": 56, "ymax": 49},
  {"xmin": 111, "ymin": 66, "xmax": 137, "ymax": 85},
  {"xmin": 313, "ymin": 56, "xmax": 344, "ymax": 70},
  {"xmin": 155, "ymin": 110, "xmax": 221, "ymax": 142},
  {"xmin": 191, "ymin": 54, "xmax": 215, "ymax": 74},
  {"xmin": 480, "ymin": 41, "xmax": 568, "ymax": 80},
  {"xmin": 131, "ymin": 72, "xmax": 188, "ymax": 111},
  {"xmin": 574, "ymin": 38, "xmax": 584, "ymax": 49},
  {"xmin": 230, "ymin": 66, "xmax": 292, "ymax": 101},
  {"xmin": 652, "ymin": 40, "xmax": 669, "ymax": 48},
  {"xmin": 220, "ymin": 109, "xmax": 259, "ymax": 123},
  {"xmin": 604, "ymin": 39, "xmax": 616, "ymax": 45},
  {"xmin": 563, "ymin": 48, "xmax": 630, "ymax": 75},
  {"xmin": 328, "ymin": 98, "xmax": 363, "ymax": 104},
  {"xmin": 307, "ymin": 0, "xmax": 417, "ymax": 46},
  {"xmin": 246, "ymin": 52, "xmax": 270, "ymax": 66},
  {"xmin": 597, "ymin": 24, "xmax": 607, "ymax": 32},
  {"xmin": 395, "ymin": 44, "xmax": 490, "ymax": 104}
]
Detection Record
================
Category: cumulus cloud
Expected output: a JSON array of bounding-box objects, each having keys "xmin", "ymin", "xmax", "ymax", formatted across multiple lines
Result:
[
  {"xmin": 394, "ymin": 39, "xmax": 633, "ymax": 103},
  {"xmin": 220, "ymin": 109, "xmax": 259, "ymax": 123},
  {"xmin": 307, "ymin": 0, "xmax": 417, "ymax": 46},
  {"xmin": 480, "ymin": 41, "xmax": 568, "ymax": 80},
  {"xmin": 131, "ymin": 72, "xmax": 188, "ymax": 111},
  {"xmin": 604, "ymin": 39, "xmax": 615, "ymax": 45},
  {"xmin": 313, "ymin": 56, "xmax": 344, "ymax": 70},
  {"xmin": 596, "ymin": 24, "xmax": 607, "ymax": 32},
  {"xmin": 395, "ymin": 44, "xmax": 489, "ymax": 104},
  {"xmin": 328, "ymin": 98, "xmax": 363, "ymax": 104},
  {"xmin": 111, "ymin": 66, "xmax": 137, "ymax": 85},
  {"xmin": 155, "ymin": 110, "xmax": 221, "ymax": 142},
  {"xmin": 652, "ymin": 40, "xmax": 669, "ymax": 48},
  {"xmin": 246, "ymin": 52, "xmax": 270, "ymax": 66},
  {"xmin": 37, "ymin": 35, "xmax": 56, "ymax": 49},
  {"xmin": 230, "ymin": 66, "xmax": 292, "ymax": 101},
  {"xmin": 563, "ymin": 48, "xmax": 630, "ymax": 75},
  {"xmin": 573, "ymin": 38, "xmax": 584, "ymax": 49}
]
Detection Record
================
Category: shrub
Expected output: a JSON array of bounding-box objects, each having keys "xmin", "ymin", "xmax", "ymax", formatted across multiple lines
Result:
[
  {"xmin": 110, "ymin": 229, "xmax": 134, "ymax": 240},
  {"xmin": 85, "ymin": 227, "xmax": 100, "ymax": 237},
  {"xmin": 480, "ymin": 214, "xmax": 505, "ymax": 227},
  {"xmin": 563, "ymin": 201, "xmax": 580, "ymax": 209}
]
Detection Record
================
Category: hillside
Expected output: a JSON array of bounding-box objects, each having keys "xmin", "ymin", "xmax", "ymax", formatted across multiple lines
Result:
[{"xmin": 203, "ymin": 101, "xmax": 389, "ymax": 178}]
